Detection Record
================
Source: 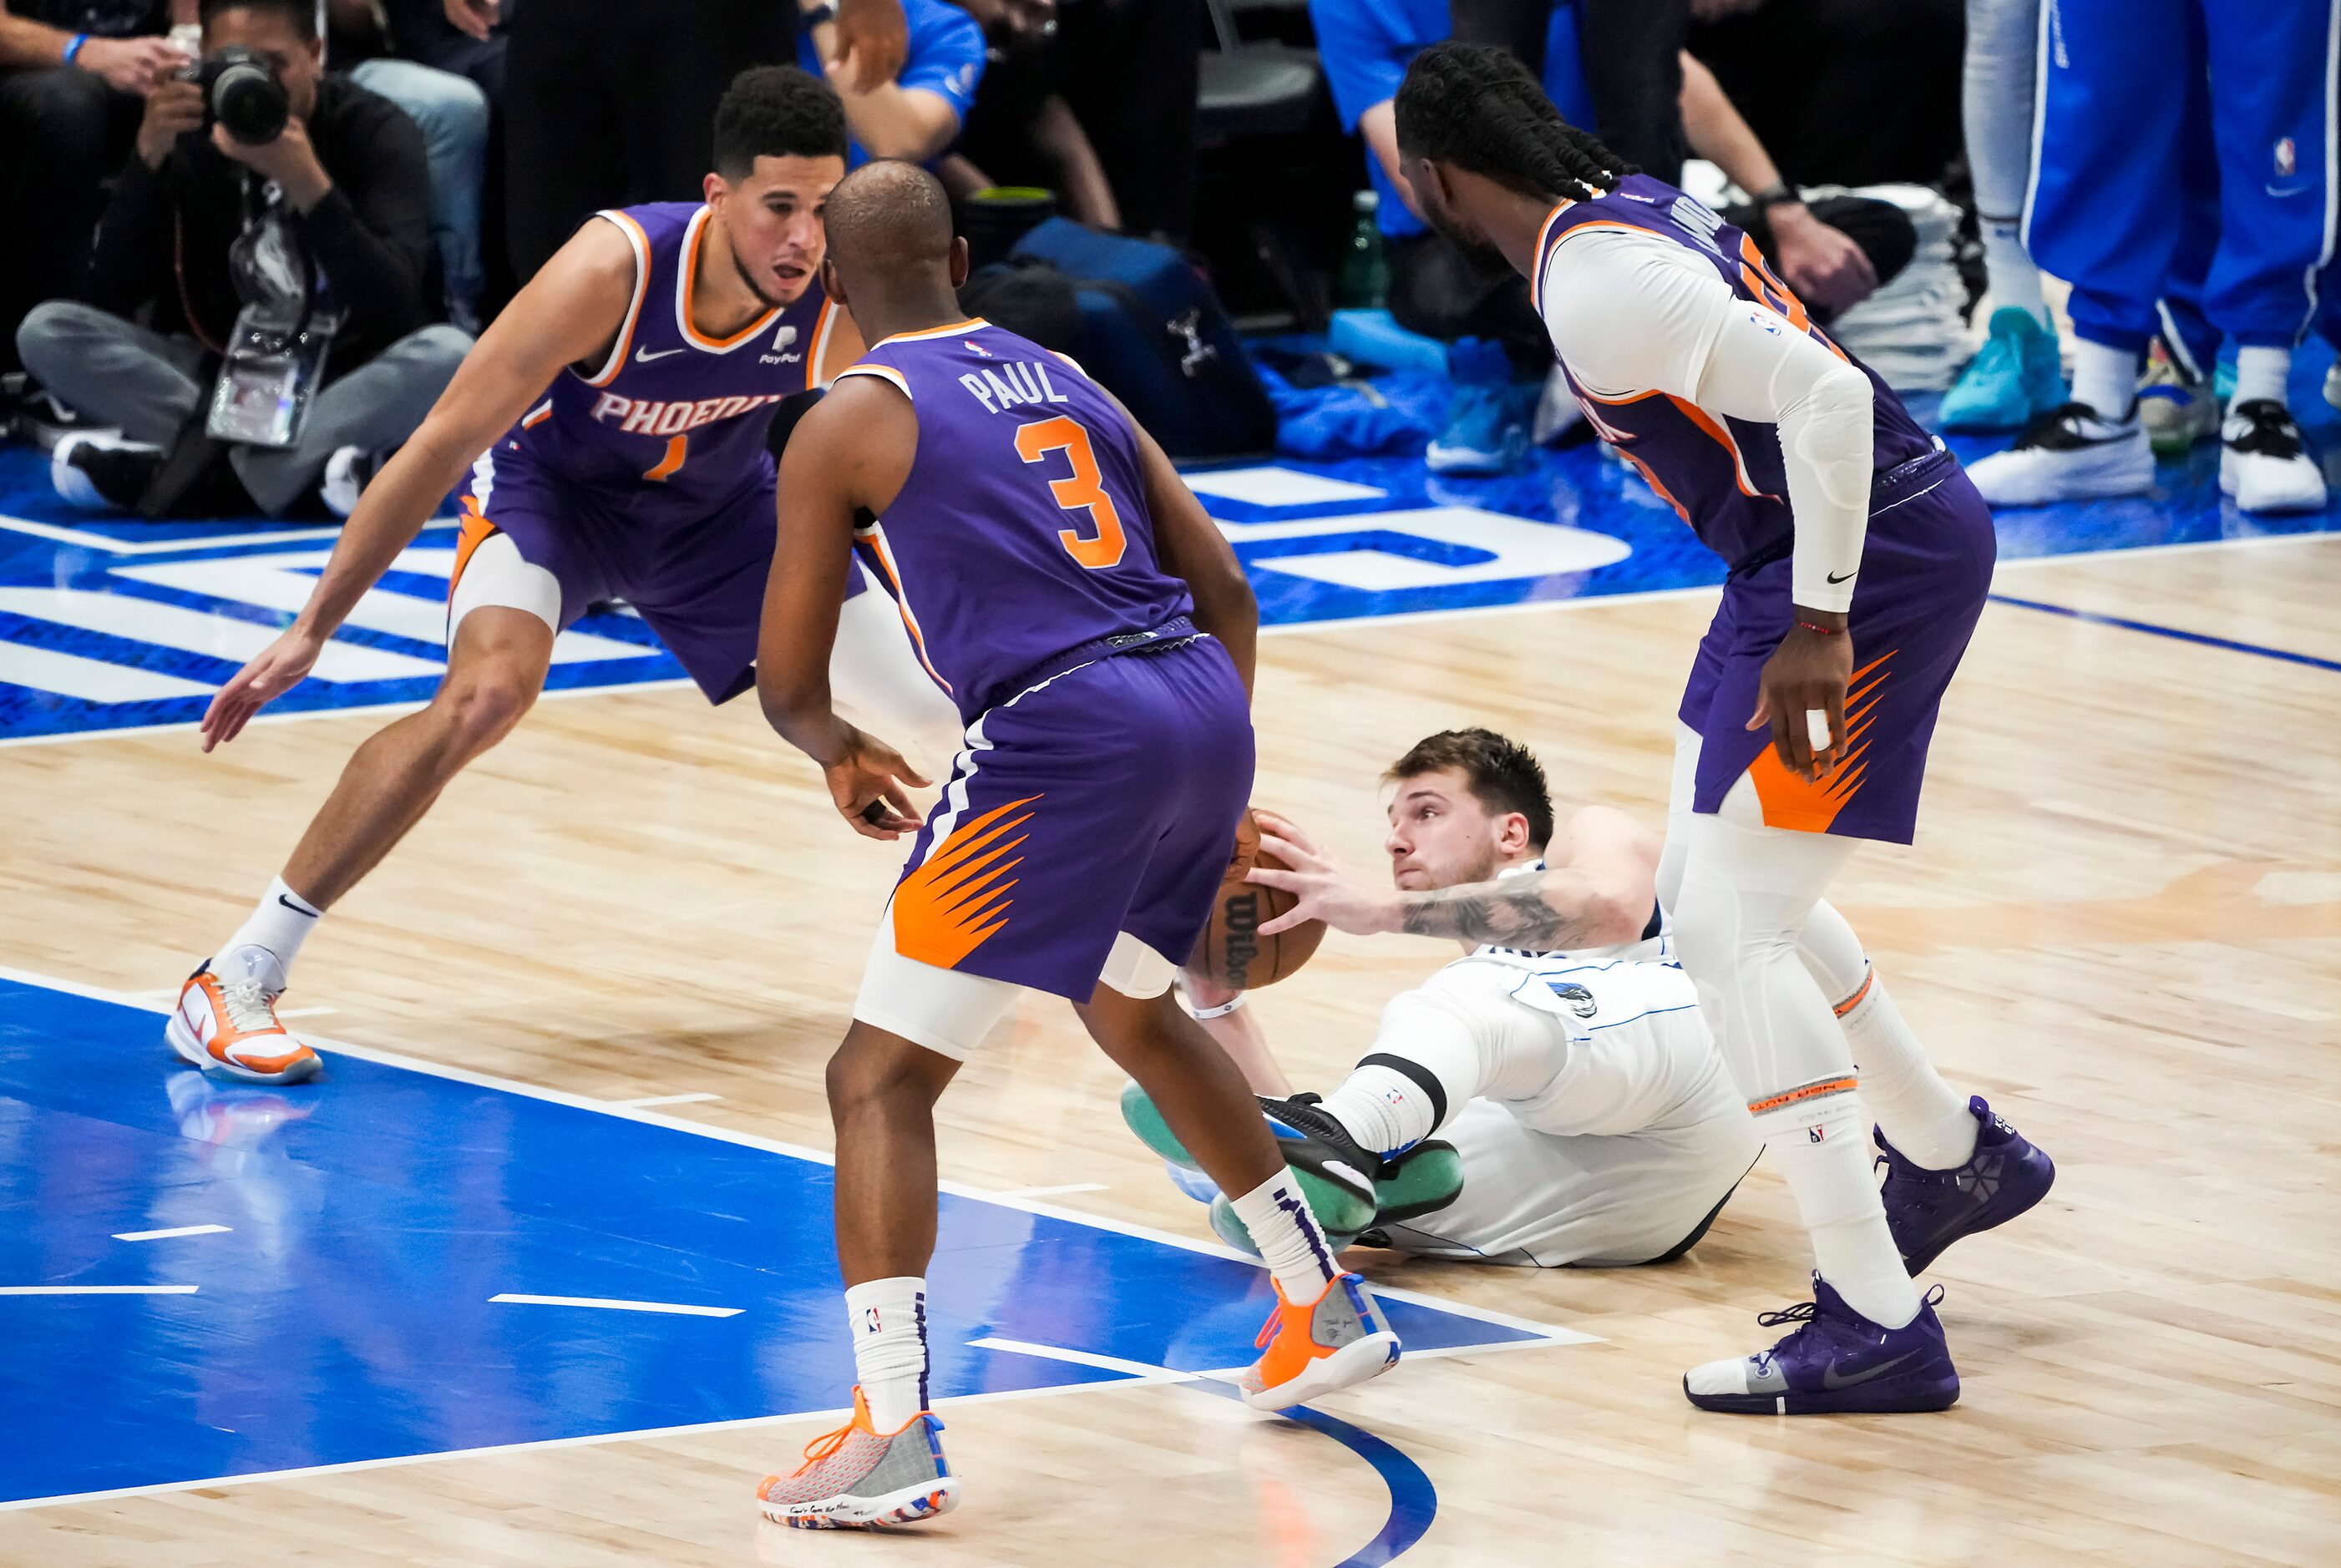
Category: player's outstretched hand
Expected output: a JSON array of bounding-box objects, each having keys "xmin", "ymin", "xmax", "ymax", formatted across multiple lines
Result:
[
  {"xmin": 1747, "ymin": 617, "xmax": 1852, "ymax": 782},
  {"xmin": 200, "ymin": 626, "xmax": 325, "ymax": 752},
  {"xmin": 823, "ymin": 726, "xmax": 930, "ymax": 841},
  {"xmin": 1249, "ymin": 809, "xmax": 1399, "ymax": 937}
]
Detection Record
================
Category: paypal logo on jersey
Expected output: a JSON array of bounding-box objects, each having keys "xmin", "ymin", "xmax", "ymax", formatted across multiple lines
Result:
[{"xmin": 958, "ymin": 360, "xmax": 1073, "ymax": 416}]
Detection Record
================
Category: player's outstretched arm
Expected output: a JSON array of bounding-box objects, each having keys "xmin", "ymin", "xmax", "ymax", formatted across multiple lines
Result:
[
  {"xmin": 1248, "ymin": 806, "xmax": 1652, "ymax": 948},
  {"xmin": 758, "ymin": 378, "xmax": 930, "ymax": 841},
  {"xmin": 197, "ymin": 220, "xmax": 641, "ymax": 751},
  {"xmin": 1123, "ymin": 409, "xmax": 1259, "ymax": 695}
]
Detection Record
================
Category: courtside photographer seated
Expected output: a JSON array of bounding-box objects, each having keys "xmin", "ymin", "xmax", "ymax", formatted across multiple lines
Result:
[{"xmin": 17, "ymin": 0, "xmax": 469, "ymax": 519}]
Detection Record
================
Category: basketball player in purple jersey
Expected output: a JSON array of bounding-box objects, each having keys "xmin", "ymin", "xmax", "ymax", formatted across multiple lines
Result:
[
  {"xmin": 747, "ymin": 161, "xmax": 1399, "ymax": 1529},
  {"xmin": 1253, "ymin": 45, "xmax": 2055, "ymax": 1417},
  {"xmin": 163, "ymin": 68, "xmax": 963, "ymax": 1085}
]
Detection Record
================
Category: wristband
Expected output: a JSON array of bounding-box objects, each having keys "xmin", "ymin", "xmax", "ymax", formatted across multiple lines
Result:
[
  {"xmin": 802, "ymin": 2, "xmax": 838, "ymax": 25},
  {"xmin": 1795, "ymin": 618, "xmax": 1844, "ymax": 636},
  {"xmin": 63, "ymin": 33, "xmax": 90, "ymax": 65},
  {"xmin": 1750, "ymin": 182, "xmax": 1798, "ymax": 215}
]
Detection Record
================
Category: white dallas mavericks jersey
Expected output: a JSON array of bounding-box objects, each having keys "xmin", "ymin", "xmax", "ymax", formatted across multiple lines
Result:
[{"xmin": 1371, "ymin": 869, "xmax": 1760, "ymax": 1265}]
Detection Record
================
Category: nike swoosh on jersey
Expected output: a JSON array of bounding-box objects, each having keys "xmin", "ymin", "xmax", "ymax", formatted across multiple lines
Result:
[
  {"xmin": 1820, "ymin": 1349, "xmax": 1918, "ymax": 1388},
  {"xmin": 635, "ymin": 346, "xmax": 686, "ymax": 363}
]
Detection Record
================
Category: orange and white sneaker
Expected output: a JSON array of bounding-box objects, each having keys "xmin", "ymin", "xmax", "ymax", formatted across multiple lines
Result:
[
  {"xmin": 165, "ymin": 958, "xmax": 322, "ymax": 1085},
  {"xmin": 755, "ymin": 1388, "xmax": 959, "ymax": 1529},
  {"xmin": 1242, "ymin": 1272, "xmax": 1401, "ymax": 1412}
]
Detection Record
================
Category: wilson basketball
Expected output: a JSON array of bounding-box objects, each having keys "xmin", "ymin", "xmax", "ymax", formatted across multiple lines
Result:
[{"xmin": 1189, "ymin": 812, "xmax": 1326, "ymax": 989}]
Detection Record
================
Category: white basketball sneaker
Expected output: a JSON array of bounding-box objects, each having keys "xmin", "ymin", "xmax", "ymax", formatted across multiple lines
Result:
[
  {"xmin": 165, "ymin": 953, "xmax": 322, "ymax": 1085},
  {"xmin": 2219, "ymin": 400, "xmax": 2328, "ymax": 514},
  {"xmin": 1965, "ymin": 402, "xmax": 2155, "ymax": 507}
]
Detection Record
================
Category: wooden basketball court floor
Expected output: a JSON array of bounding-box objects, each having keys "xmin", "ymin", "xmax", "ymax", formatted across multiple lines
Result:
[{"xmin": 2, "ymin": 519, "xmax": 2336, "ymax": 1565}]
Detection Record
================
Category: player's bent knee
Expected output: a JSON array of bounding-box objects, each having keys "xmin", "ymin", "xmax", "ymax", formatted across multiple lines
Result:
[
  {"xmin": 432, "ymin": 666, "xmax": 541, "ymax": 753},
  {"xmin": 824, "ymin": 1023, "xmax": 960, "ymax": 1118}
]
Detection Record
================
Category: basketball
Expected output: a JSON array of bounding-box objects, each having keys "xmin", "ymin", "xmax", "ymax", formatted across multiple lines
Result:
[{"xmin": 1188, "ymin": 811, "xmax": 1326, "ymax": 989}]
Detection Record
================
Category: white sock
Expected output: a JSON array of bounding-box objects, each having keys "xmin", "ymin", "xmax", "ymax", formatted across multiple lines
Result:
[
  {"xmin": 1981, "ymin": 220, "xmax": 2048, "ymax": 326},
  {"xmin": 1834, "ymin": 967, "xmax": 1978, "ymax": 1170},
  {"xmin": 220, "ymin": 877, "xmax": 324, "ymax": 993},
  {"xmin": 844, "ymin": 1275, "xmax": 930, "ymax": 1432},
  {"xmin": 2070, "ymin": 339, "xmax": 2140, "ymax": 424},
  {"xmin": 2232, "ymin": 345, "xmax": 2291, "ymax": 409},
  {"xmin": 1761, "ymin": 1102, "xmax": 1921, "ymax": 1329},
  {"xmin": 1319, "ymin": 1063, "xmax": 1440, "ymax": 1159},
  {"xmin": 1229, "ymin": 1171, "xmax": 1341, "ymax": 1304}
]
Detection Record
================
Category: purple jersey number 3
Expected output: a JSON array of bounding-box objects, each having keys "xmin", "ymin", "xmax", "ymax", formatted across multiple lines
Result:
[{"xmin": 1016, "ymin": 416, "xmax": 1128, "ymax": 570}]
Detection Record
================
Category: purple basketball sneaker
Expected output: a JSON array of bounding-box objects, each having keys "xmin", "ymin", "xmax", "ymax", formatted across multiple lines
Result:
[
  {"xmin": 1877, "ymin": 1095, "xmax": 2055, "ymax": 1274},
  {"xmin": 1684, "ymin": 1276, "xmax": 1959, "ymax": 1415}
]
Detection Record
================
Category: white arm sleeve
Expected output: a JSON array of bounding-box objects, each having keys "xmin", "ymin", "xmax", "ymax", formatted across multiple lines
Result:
[{"xmin": 1541, "ymin": 227, "xmax": 1877, "ymax": 613}]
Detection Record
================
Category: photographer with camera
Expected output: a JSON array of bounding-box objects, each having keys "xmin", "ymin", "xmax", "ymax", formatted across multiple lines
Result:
[
  {"xmin": 15, "ymin": 0, "xmax": 470, "ymax": 518},
  {"xmin": 0, "ymin": 2, "xmax": 190, "ymax": 372}
]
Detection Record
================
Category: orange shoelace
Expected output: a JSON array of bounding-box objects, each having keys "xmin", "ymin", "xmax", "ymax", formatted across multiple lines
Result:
[{"xmin": 793, "ymin": 1418, "xmax": 860, "ymax": 1473}]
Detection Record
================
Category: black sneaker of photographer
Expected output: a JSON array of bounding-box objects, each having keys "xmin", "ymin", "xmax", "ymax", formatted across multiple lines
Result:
[{"xmin": 51, "ymin": 432, "xmax": 166, "ymax": 513}]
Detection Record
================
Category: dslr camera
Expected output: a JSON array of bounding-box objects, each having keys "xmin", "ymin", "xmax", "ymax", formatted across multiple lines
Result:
[{"xmin": 178, "ymin": 45, "xmax": 290, "ymax": 145}]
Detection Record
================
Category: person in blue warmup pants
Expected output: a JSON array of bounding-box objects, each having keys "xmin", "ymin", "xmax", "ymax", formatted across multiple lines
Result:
[{"xmin": 1968, "ymin": 0, "xmax": 2335, "ymax": 515}]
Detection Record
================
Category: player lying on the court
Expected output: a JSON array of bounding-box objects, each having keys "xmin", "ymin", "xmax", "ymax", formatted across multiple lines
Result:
[
  {"xmin": 747, "ymin": 160, "xmax": 1400, "ymax": 1530},
  {"xmin": 164, "ymin": 66, "xmax": 964, "ymax": 1085},
  {"xmin": 1250, "ymin": 43, "xmax": 2059, "ymax": 1418},
  {"xmin": 1137, "ymin": 728, "xmax": 1763, "ymax": 1267}
]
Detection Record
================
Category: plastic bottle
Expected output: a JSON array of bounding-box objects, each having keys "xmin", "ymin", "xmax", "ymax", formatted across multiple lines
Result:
[{"xmin": 1337, "ymin": 190, "xmax": 1389, "ymax": 310}]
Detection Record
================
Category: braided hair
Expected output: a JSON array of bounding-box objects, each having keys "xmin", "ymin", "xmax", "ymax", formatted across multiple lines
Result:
[{"xmin": 1394, "ymin": 41, "xmax": 1637, "ymax": 204}]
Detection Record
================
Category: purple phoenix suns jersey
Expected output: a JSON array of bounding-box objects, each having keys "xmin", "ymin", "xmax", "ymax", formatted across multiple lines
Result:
[
  {"xmin": 1534, "ymin": 175, "xmax": 1938, "ymax": 571},
  {"xmin": 837, "ymin": 319, "xmax": 1194, "ymax": 722},
  {"xmin": 490, "ymin": 201, "xmax": 843, "ymax": 519}
]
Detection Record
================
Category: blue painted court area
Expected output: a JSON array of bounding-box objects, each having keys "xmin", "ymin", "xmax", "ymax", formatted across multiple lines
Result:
[
  {"xmin": 5, "ymin": 345, "xmax": 2341, "ymax": 742},
  {"xmin": 0, "ymin": 973, "xmax": 1553, "ymax": 1507}
]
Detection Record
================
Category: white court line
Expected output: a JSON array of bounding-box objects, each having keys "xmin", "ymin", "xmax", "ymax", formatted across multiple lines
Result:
[
  {"xmin": 970, "ymin": 1336, "xmax": 1209, "ymax": 1383},
  {"xmin": 0, "ymin": 1377, "xmax": 1128, "ymax": 1514},
  {"xmin": 0, "ymin": 673, "xmax": 698, "ymax": 751},
  {"xmin": 5, "ymin": 526, "xmax": 2334, "ymax": 748},
  {"xmin": 0, "ymin": 1285, "xmax": 197, "ymax": 1296},
  {"xmin": 113, "ymin": 1225, "xmax": 231, "ymax": 1242},
  {"xmin": 989, "ymin": 1182, "xmax": 1108, "ymax": 1199},
  {"xmin": 0, "ymin": 513, "xmax": 454, "ymax": 556},
  {"xmin": 605, "ymin": 1091, "xmax": 722, "ymax": 1109},
  {"xmin": 490, "ymin": 1293, "xmax": 742, "ymax": 1318}
]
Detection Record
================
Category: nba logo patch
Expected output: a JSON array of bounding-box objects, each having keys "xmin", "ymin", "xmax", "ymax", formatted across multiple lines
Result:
[
  {"xmin": 965, "ymin": 339, "xmax": 993, "ymax": 357},
  {"xmin": 1808, "ymin": 1125, "xmax": 1827, "ymax": 1143},
  {"xmin": 2277, "ymin": 138, "xmax": 2298, "ymax": 178}
]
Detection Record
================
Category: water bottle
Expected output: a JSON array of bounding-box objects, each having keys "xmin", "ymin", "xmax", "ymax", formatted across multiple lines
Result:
[{"xmin": 1338, "ymin": 190, "xmax": 1389, "ymax": 310}]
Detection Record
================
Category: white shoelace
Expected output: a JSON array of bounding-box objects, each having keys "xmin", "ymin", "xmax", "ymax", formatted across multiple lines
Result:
[{"xmin": 218, "ymin": 977, "xmax": 281, "ymax": 1034}]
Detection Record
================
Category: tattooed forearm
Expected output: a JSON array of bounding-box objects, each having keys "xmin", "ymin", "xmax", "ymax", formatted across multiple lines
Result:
[{"xmin": 1396, "ymin": 870, "xmax": 1604, "ymax": 948}]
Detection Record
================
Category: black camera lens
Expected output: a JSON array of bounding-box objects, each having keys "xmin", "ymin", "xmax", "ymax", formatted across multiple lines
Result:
[{"xmin": 201, "ymin": 47, "xmax": 290, "ymax": 145}]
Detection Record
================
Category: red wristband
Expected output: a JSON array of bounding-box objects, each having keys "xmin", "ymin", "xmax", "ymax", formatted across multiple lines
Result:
[{"xmin": 1795, "ymin": 618, "xmax": 1844, "ymax": 636}]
